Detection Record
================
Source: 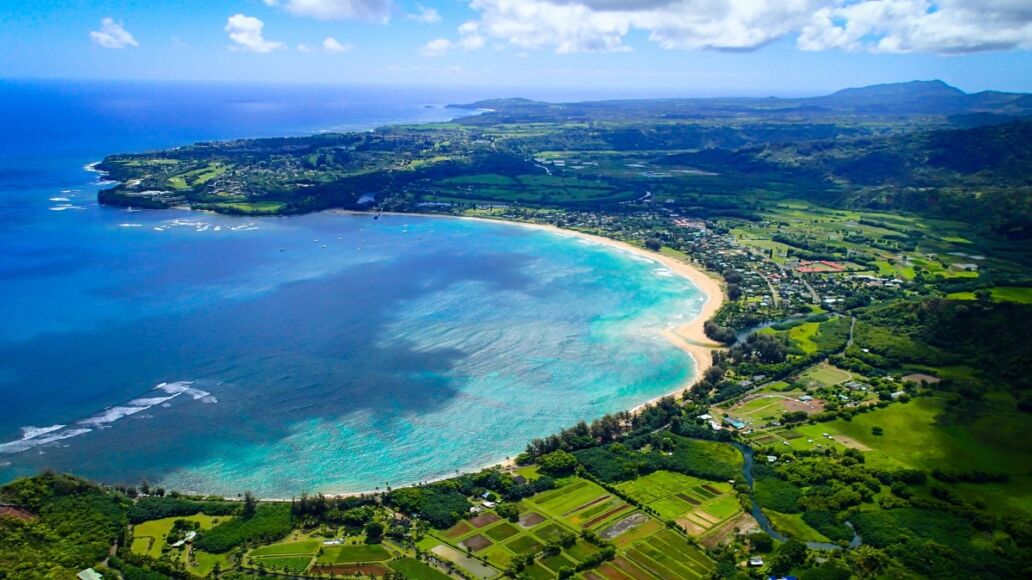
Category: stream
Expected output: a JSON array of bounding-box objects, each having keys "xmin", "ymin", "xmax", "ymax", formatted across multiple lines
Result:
[{"xmin": 731, "ymin": 442, "xmax": 861, "ymax": 551}]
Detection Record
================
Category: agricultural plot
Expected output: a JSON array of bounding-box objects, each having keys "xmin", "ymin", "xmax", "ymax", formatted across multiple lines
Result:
[
  {"xmin": 250, "ymin": 540, "xmax": 319, "ymax": 557},
  {"xmin": 318, "ymin": 543, "xmax": 392, "ymax": 563},
  {"xmin": 616, "ymin": 471, "xmax": 740, "ymax": 538},
  {"xmin": 621, "ymin": 529, "xmax": 713, "ymax": 579},
  {"xmin": 388, "ymin": 558, "xmax": 452, "ymax": 580}
]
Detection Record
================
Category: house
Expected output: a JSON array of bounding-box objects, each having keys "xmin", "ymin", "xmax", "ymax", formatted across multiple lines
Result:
[
  {"xmin": 77, "ymin": 570, "xmax": 103, "ymax": 580},
  {"xmin": 749, "ymin": 556, "xmax": 764, "ymax": 566},
  {"xmin": 482, "ymin": 500, "xmax": 496, "ymax": 508},
  {"xmin": 512, "ymin": 475, "xmax": 527, "ymax": 485},
  {"xmin": 890, "ymin": 391, "xmax": 907, "ymax": 399},
  {"xmin": 798, "ymin": 395, "xmax": 813, "ymax": 402},
  {"xmin": 697, "ymin": 413, "xmax": 713, "ymax": 421},
  {"xmin": 323, "ymin": 539, "xmax": 343, "ymax": 546},
  {"xmin": 723, "ymin": 417, "xmax": 747, "ymax": 430},
  {"xmin": 766, "ymin": 456, "xmax": 778, "ymax": 463},
  {"xmin": 709, "ymin": 420, "xmax": 722, "ymax": 431}
]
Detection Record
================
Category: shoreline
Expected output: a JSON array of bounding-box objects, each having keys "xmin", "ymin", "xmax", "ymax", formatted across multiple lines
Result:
[{"xmin": 271, "ymin": 209, "xmax": 726, "ymax": 501}]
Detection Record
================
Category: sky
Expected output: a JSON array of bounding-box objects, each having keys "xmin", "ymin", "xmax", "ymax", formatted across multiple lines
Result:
[{"xmin": 2, "ymin": 0, "xmax": 1031, "ymax": 97}]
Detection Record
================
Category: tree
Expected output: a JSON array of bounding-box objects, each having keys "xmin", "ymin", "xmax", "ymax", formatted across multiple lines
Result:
[
  {"xmin": 538, "ymin": 450, "xmax": 578, "ymax": 475},
  {"xmin": 243, "ymin": 491, "xmax": 258, "ymax": 518},
  {"xmin": 871, "ymin": 426, "xmax": 884, "ymax": 436},
  {"xmin": 749, "ymin": 532, "xmax": 774, "ymax": 552},
  {"xmin": 769, "ymin": 539, "xmax": 807, "ymax": 575},
  {"xmin": 974, "ymin": 289, "xmax": 992, "ymax": 305},
  {"xmin": 365, "ymin": 521, "xmax": 385, "ymax": 543},
  {"xmin": 496, "ymin": 502, "xmax": 519, "ymax": 522}
]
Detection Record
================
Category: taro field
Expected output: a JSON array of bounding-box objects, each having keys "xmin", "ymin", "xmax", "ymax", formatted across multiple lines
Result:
[{"xmin": 429, "ymin": 476, "xmax": 714, "ymax": 579}]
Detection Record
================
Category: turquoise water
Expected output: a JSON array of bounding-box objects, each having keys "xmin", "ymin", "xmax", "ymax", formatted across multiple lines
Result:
[{"xmin": 0, "ymin": 81, "xmax": 704, "ymax": 497}]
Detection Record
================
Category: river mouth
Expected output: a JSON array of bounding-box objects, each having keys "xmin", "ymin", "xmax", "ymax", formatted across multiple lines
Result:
[{"xmin": 1, "ymin": 212, "xmax": 706, "ymax": 497}]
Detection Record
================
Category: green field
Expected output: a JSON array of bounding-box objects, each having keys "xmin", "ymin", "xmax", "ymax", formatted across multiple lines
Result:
[
  {"xmin": 253, "ymin": 555, "xmax": 311, "ymax": 574},
  {"xmin": 767, "ymin": 511, "xmax": 830, "ymax": 543},
  {"xmin": 317, "ymin": 543, "xmax": 392, "ymax": 564},
  {"xmin": 130, "ymin": 513, "xmax": 228, "ymax": 558},
  {"xmin": 790, "ymin": 393, "xmax": 1032, "ymax": 516},
  {"xmin": 249, "ymin": 539, "xmax": 319, "ymax": 557},
  {"xmin": 798, "ymin": 363, "xmax": 852, "ymax": 387},
  {"xmin": 388, "ymin": 557, "xmax": 452, "ymax": 580},
  {"xmin": 948, "ymin": 286, "xmax": 1032, "ymax": 304},
  {"xmin": 616, "ymin": 471, "xmax": 740, "ymax": 538}
]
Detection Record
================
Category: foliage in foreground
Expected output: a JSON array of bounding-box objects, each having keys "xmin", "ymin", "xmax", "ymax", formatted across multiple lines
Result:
[
  {"xmin": 0, "ymin": 472, "xmax": 127, "ymax": 578},
  {"xmin": 193, "ymin": 503, "xmax": 293, "ymax": 553}
]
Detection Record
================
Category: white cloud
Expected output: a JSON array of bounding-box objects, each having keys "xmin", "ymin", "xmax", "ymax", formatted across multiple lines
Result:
[
  {"xmin": 799, "ymin": 0, "xmax": 1032, "ymax": 53},
  {"xmin": 420, "ymin": 37, "xmax": 453, "ymax": 56},
  {"xmin": 450, "ymin": 0, "xmax": 1032, "ymax": 54},
  {"xmin": 420, "ymin": 22, "xmax": 485, "ymax": 56},
  {"xmin": 408, "ymin": 4, "xmax": 442, "ymax": 23},
  {"xmin": 90, "ymin": 17, "xmax": 139, "ymax": 49},
  {"xmin": 271, "ymin": 0, "xmax": 393, "ymax": 22},
  {"xmin": 323, "ymin": 37, "xmax": 354, "ymax": 53},
  {"xmin": 225, "ymin": 14, "xmax": 285, "ymax": 53}
]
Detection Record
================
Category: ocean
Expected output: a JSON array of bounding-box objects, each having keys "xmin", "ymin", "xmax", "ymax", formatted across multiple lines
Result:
[{"xmin": 0, "ymin": 80, "xmax": 704, "ymax": 496}]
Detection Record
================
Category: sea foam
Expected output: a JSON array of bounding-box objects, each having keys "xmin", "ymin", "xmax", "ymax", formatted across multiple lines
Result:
[{"xmin": 0, "ymin": 381, "xmax": 217, "ymax": 454}]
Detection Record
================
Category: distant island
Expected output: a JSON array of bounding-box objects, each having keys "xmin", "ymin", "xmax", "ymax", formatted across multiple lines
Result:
[{"xmin": 4, "ymin": 81, "xmax": 1030, "ymax": 579}]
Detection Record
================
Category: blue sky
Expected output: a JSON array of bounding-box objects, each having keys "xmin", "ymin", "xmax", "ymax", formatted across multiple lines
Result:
[{"xmin": 2, "ymin": 0, "xmax": 1031, "ymax": 97}]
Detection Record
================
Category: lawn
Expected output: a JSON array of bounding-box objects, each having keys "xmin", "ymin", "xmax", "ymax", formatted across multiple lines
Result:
[
  {"xmin": 131, "ymin": 513, "xmax": 229, "ymax": 558},
  {"xmin": 189, "ymin": 550, "xmax": 232, "ymax": 578}
]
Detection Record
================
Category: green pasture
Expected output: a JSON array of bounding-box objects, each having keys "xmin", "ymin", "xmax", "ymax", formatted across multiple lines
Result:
[
  {"xmin": 948, "ymin": 286, "xmax": 1032, "ymax": 304},
  {"xmin": 798, "ymin": 363, "xmax": 852, "ymax": 387},
  {"xmin": 131, "ymin": 513, "xmax": 228, "ymax": 558},
  {"xmin": 794, "ymin": 395, "xmax": 1032, "ymax": 476}
]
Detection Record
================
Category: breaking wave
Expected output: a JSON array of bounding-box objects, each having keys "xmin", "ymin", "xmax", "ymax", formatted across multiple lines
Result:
[{"xmin": 0, "ymin": 381, "xmax": 217, "ymax": 454}]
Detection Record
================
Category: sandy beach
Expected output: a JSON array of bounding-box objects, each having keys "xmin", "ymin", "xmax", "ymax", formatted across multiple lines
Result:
[{"xmin": 494, "ymin": 220, "xmax": 727, "ymax": 411}]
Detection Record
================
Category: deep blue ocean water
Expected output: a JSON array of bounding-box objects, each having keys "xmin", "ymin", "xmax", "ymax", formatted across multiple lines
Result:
[{"xmin": 0, "ymin": 80, "xmax": 704, "ymax": 496}]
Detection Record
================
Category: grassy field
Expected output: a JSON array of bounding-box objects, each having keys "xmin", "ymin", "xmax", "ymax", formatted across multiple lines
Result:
[
  {"xmin": 316, "ymin": 543, "xmax": 392, "ymax": 563},
  {"xmin": 798, "ymin": 363, "xmax": 852, "ymax": 387},
  {"xmin": 253, "ymin": 555, "xmax": 311, "ymax": 574},
  {"xmin": 249, "ymin": 539, "xmax": 319, "ymax": 557},
  {"xmin": 388, "ymin": 557, "xmax": 452, "ymax": 580},
  {"xmin": 766, "ymin": 511, "xmax": 830, "ymax": 543},
  {"xmin": 948, "ymin": 286, "xmax": 1032, "ymax": 304},
  {"xmin": 130, "ymin": 513, "xmax": 229, "ymax": 558}
]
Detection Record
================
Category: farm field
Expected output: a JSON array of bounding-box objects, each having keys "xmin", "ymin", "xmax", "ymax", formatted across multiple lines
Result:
[
  {"xmin": 425, "ymin": 475, "xmax": 715, "ymax": 579},
  {"xmin": 615, "ymin": 471, "xmax": 742, "ymax": 538}
]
